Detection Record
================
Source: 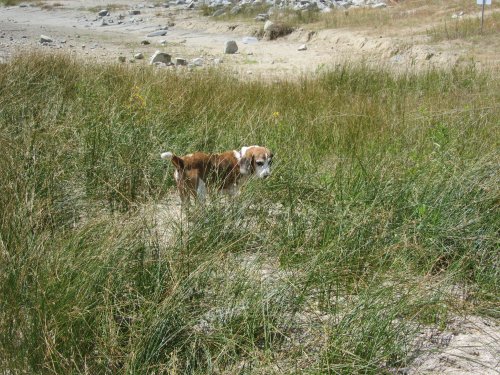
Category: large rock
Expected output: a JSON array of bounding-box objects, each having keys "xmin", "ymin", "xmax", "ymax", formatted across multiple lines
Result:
[
  {"xmin": 150, "ymin": 51, "xmax": 172, "ymax": 64},
  {"xmin": 98, "ymin": 9, "xmax": 109, "ymax": 17},
  {"xmin": 224, "ymin": 40, "xmax": 238, "ymax": 54}
]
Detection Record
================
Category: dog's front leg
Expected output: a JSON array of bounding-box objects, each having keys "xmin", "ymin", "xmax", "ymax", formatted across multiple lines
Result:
[{"xmin": 196, "ymin": 179, "xmax": 207, "ymax": 203}]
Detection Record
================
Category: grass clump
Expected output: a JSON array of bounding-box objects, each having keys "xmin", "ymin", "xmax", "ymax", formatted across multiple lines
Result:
[
  {"xmin": 427, "ymin": 12, "xmax": 500, "ymax": 42},
  {"xmin": 0, "ymin": 52, "xmax": 499, "ymax": 373}
]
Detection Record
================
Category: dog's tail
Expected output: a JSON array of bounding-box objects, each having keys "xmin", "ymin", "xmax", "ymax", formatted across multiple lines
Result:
[{"xmin": 160, "ymin": 151, "xmax": 184, "ymax": 169}]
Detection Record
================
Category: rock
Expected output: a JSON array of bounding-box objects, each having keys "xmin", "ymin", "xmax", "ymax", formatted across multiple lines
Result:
[
  {"xmin": 134, "ymin": 53, "xmax": 144, "ymax": 60},
  {"xmin": 159, "ymin": 40, "xmax": 167, "ymax": 46},
  {"xmin": 150, "ymin": 51, "xmax": 172, "ymax": 64},
  {"xmin": 118, "ymin": 56, "xmax": 126, "ymax": 63},
  {"xmin": 224, "ymin": 40, "xmax": 238, "ymax": 54},
  {"xmin": 147, "ymin": 30, "xmax": 168, "ymax": 37},
  {"xmin": 298, "ymin": 44, "xmax": 307, "ymax": 51},
  {"xmin": 98, "ymin": 9, "xmax": 109, "ymax": 17},
  {"xmin": 192, "ymin": 57, "xmax": 204, "ymax": 66},
  {"xmin": 371, "ymin": 2, "xmax": 386, "ymax": 8},
  {"xmin": 129, "ymin": 10, "xmax": 141, "ymax": 15},
  {"xmin": 255, "ymin": 14, "xmax": 269, "ymax": 21},
  {"xmin": 101, "ymin": 19, "xmax": 109, "ymax": 26},
  {"xmin": 186, "ymin": 1, "xmax": 195, "ymax": 9},
  {"xmin": 40, "ymin": 35, "xmax": 53, "ymax": 43},
  {"xmin": 175, "ymin": 57, "xmax": 188, "ymax": 66},
  {"xmin": 242, "ymin": 36, "xmax": 258, "ymax": 44},
  {"xmin": 263, "ymin": 20, "xmax": 274, "ymax": 32},
  {"xmin": 141, "ymin": 40, "xmax": 150, "ymax": 45}
]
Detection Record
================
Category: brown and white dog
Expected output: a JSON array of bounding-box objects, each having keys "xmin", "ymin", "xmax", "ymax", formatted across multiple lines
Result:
[{"xmin": 161, "ymin": 145, "xmax": 273, "ymax": 202}]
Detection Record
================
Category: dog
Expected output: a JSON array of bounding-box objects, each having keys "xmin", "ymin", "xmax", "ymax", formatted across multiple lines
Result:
[{"xmin": 161, "ymin": 145, "xmax": 273, "ymax": 203}]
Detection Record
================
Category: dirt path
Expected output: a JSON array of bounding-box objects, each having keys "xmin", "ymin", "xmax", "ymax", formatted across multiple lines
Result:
[{"xmin": 2, "ymin": 0, "xmax": 498, "ymax": 78}]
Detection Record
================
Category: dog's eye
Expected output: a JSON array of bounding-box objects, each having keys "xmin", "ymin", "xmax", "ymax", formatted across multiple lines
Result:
[
  {"xmin": 268, "ymin": 159, "xmax": 273, "ymax": 166},
  {"xmin": 256, "ymin": 161, "xmax": 264, "ymax": 166}
]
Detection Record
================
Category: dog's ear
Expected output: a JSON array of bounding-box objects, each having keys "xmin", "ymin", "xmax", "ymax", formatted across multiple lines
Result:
[
  {"xmin": 171, "ymin": 155, "xmax": 184, "ymax": 170},
  {"xmin": 239, "ymin": 155, "xmax": 253, "ymax": 175}
]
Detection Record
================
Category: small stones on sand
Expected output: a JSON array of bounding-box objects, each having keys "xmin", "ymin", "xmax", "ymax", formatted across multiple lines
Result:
[
  {"xmin": 150, "ymin": 51, "xmax": 172, "ymax": 65},
  {"xmin": 224, "ymin": 40, "xmax": 238, "ymax": 54},
  {"xmin": 134, "ymin": 53, "xmax": 144, "ymax": 60}
]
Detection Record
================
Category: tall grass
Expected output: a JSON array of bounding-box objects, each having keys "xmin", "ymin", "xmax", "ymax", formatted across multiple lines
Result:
[{"xmin": 0, "ymin": 52, "xmax": 498, "ymax": 373}]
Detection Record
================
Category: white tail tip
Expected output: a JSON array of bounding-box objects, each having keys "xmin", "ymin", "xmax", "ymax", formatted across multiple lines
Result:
[{"xmin": 161, "ymin": 152, "xmax": 173, "ymax": 159}]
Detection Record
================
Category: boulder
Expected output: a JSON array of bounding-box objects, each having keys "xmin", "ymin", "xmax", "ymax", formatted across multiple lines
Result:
[
  {"xmin": 150, "ymin": 51, "xmax": 172, "ymax": 64},
  {"xmin": 224, "ymin": 40, "xmax": 238, "ymax": 54}
]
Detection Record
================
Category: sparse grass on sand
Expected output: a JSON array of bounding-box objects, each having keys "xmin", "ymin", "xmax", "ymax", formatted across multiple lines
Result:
[{"xmin": 0, "ymin": 52, "xmax": 498, "ymax": 374}]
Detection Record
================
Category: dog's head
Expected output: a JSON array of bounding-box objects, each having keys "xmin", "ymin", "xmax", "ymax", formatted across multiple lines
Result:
[{"xmin": 239, "ymin": 146, "xmax": 273, "ymax": 178}]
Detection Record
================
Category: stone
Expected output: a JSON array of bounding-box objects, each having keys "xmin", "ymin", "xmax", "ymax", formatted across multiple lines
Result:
[
  {"xmin": 224, "ymin": 40, "xmax": 238, "ymax": 54},
  {"xmin": 147, "ymin": 30, "xmax": 168, "ymax": 37},
  {"xmin": 98, "ymin": 9, "xmax": 109, "ymax": 17},
  {"xmin": 129, "ymin": 10, "xmax": 141, "ymax": 15},
  {"xmin": 118, "ymin": 56, "xmax": 126, "ymax": 62},
  {"xmin": 263, "ymin": 20, "xmax": 274, "ymax": 32},
  {"xmin": 298, "ymin": 44, "xmax": 307, "ymax": 51},
  {"xmin": 242, "ymin": 36, "xmax": 258, "ymax": 44},
  {"xmin": 150, "ymin": 50, "xmax": 172, "ymax": 64},
  {"xmin": 186, "ymin": 1, "xmax": 195, "ymax": 9},
  {"xmin": 192, "ymin": 57, "xmax": 204, "ymax": 66},
  {"xmin": 255, "ymin": 14, "xmax": 269, "ymax": 21},
  {"xmin": 371, "ymin": 2, "xmax": 386, "ymax": 8},
  {"xmin": 141, "ymin": 40, "xmax": 150, "ymax": 45},
  {"xmin": 40, "ymin": 35, "xmax": 53, "ymax": 43},
  {"xmin": 175, "ymin": 57, "xmax": 188, "ymax": 66},
  {"xmin": 134, "ymin": 53, "xmax": 144, "ymax": 60}
]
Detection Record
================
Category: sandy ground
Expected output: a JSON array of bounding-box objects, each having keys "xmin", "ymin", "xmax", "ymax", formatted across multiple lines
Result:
[{"xmin": 1, "ymin": 0, "xmax": 498, "ymax": 78}]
